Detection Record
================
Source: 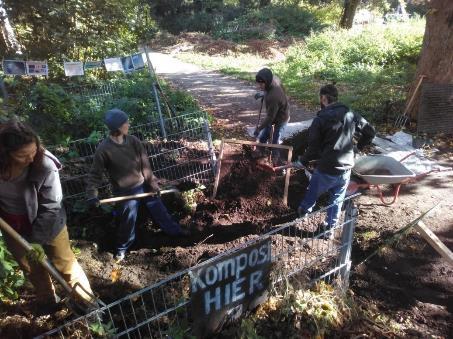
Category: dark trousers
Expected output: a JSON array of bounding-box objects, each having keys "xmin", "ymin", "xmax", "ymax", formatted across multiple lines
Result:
[{"xmin": 115, "ymin": 184, "xmax": 182, "ymax": 253}]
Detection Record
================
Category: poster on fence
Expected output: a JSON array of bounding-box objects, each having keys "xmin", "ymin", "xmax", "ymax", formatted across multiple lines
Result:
[
  {"xmin": 84, "ymin": 60, "xmax": 103, "ymax": 70},
  {"xmin": 131, "ymin": 53, "xmax": 145, "ymax": 70},
  {"xmin": 121, "ymin": 56, "xmax": 134, "ymax": 73},
  {"xmin": 2, "ymin": 60, "xmax": 27, "ymax": 75},
  {"xmin": 26, "ymin": 60, "xmax": 48, "ymax": 76},
  {"xmin": 64, "ymin": 61, "xmax": 84, "ymax": 76},
  {"xmin": 104, "ymin": 57, "xmax": 123, "ymax": 72},
  {"xmin": 189, "ymin": 237, "xmax": 271, "ymax": 337}
]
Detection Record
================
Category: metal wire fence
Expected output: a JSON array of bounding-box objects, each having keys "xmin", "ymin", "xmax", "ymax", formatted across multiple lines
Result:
[
  {"xmin": 54, "ymin": 111, "xmax": 215, "ymax": 216},
  {"xmin": 37, "ymin": 195, "xmax": 358, "ymax": 338}
]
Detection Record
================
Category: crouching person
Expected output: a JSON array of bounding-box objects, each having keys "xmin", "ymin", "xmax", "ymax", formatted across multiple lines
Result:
[
  {"xmin": 86, "ymin": 109, "xmax": 189, "ymax": 262},
  {"xmin": 0, "ymin": 120, "xmax": 94, "ymax": 313}
]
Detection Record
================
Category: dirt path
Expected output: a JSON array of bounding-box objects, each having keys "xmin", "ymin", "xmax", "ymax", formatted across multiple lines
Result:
[{"xmin": 149, "ymin": 52, "xmax": 315, "ymax": 137}]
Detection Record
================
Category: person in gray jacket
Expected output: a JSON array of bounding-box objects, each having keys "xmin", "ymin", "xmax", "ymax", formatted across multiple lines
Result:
[{"xmin": 0, "ymin": 120, "xmax": 94, "ymax": 312}]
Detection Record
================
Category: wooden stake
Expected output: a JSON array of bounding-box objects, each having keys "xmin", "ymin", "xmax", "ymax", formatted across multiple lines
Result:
[
  {"xmin": 414, "ymin": 220, "xmax": 453, "ymax": 266},
  {"xmin": 211, "ymin": 139, "xmax": 225, "ymax": 199}
]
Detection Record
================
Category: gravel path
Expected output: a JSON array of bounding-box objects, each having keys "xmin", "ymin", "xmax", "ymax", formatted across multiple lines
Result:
[{"xmin": 148, "ymin": 52, "xmax": 315, "ymax": 138}]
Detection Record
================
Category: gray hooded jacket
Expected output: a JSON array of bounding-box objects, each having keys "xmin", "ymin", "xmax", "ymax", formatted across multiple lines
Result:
[{"xmin": 25, "ymin": 150, "xmax": 66, "ymax": 244}]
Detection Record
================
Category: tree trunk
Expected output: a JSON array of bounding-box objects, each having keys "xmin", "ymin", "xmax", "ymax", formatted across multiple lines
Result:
[
  {"xmin": 339, "ymin": 0, "xmax": 360, "ymax": 29},
  {"xmin": 0, "ymin": 0, "xmax": 22, "ymax": 54},
  {"xmin": 406, "ymin": 0, "xmax": 453, "ymax": 119}
]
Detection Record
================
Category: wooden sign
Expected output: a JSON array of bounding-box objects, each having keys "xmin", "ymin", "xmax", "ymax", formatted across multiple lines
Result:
[{"xmin": 189, "ymin": 238, "xmax": 272, "ymax": 337}]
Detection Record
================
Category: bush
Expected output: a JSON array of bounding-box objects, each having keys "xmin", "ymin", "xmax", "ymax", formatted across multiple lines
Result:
[
  {"xmin": 213, "ymin": 4, "xmax": 324, "ymax": 42},
  {"xmin": 273, "ymin": 19, "xmax": 424, "ymax": 120},
  {"xmin": 4, "ymin": 71, "xmax": 204, "ymax": 146}
]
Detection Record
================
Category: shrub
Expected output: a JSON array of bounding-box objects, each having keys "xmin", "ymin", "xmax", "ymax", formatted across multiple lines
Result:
[
  {"xmin": 4, "ymin": 71, "xmax": 204, "ymax": 146},
  {"xmin": 213, "ymin": 4, "xmax": 324, "ymax": 42},
  {"xmin": 273, "ymin": 19, "xmax": 424, "ymax": 120}
]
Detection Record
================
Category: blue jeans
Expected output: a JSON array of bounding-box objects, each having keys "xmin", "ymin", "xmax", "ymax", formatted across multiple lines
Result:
[
  {"xmin": 258, "ymin": 122, "xmax": 287, "ymax": 161},
  {"xmin": 258, "ymin": 122, "xmax": 287, "ymax": 145},
  {"xmin": 114, "ymin": 184, "xmax": 182, "ymax": 253},
  {"xmin": 298, "ymin": 169, "xmax": 351, "ymax": 227}
]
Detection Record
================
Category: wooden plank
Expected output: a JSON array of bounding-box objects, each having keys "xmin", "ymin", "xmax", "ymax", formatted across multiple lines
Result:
[
  {"xmin": 211, "ymin": 140, "xmax": 225, "ymax": 199},
  {"xmin": 223, "ymin": 139, "xmax": 293, "ymax": 151},
  {"xmin": 283, "ymin": 147, "xmax": 292, "ymax": 206},
  {"xmin": 414, "ymin": 221, "xmax": 453, "ymax": 265}
]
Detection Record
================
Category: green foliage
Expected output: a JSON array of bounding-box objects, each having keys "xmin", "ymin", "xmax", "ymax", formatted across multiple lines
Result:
[
  {"xmin": 3, "ymin": 70, "xmax": 203, "ymax": 145},
  {"xmin": 273, "ymin": 19, "xmax": 425, "ymax": 120},
  {"xmin": 89, "ymin": 320, "xmax": 116, "ymax": 337},
  {"xmin": 213, "ymin": 4, "xmax": 324, "ymax": 41},
  {"xmin": 0, "ymin": 236, "xmax": 25, "ymax": 301},
  {"xmin": 1, "ymin": 0, "xmax": 157, "ymax": 63}
]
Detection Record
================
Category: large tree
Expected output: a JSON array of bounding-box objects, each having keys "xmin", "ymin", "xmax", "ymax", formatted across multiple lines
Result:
[
  {"xmin": 339, "ymin": 0, "xmax": 361, "ymax": 28},
  {"xmin": 0, "ymin": 0, "xmax": 22, "ymax": 54},
  {"xmin": 406, "ymin": 0, "xmax": 453, "ymax": 119}
]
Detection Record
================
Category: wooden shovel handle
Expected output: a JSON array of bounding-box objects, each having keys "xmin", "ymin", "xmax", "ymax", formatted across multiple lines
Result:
[{"xmin": 99, "ymin": 188, "xmax": 179, "ymax": 205}]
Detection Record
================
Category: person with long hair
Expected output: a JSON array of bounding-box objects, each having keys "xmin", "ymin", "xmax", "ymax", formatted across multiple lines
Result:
[{"xmin": 0, "ymin": 120, "xmax": 94, "ymax": 312}]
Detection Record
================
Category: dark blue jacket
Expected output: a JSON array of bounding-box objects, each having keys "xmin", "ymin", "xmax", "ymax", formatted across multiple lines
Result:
[{"xmin": 301, "ymin": 102, "xmax": 375, "ymax": 175}]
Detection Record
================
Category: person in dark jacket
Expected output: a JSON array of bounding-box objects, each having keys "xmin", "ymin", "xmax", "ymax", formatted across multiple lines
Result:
[
  {"xmin": 86, "ymin": 109, "xmax": 189, "ymax": 262},
  {"xmin": 254, "ymin": 68, "xmax": 290, "ymax": 151},
  {"xmin": 0, "ymin": 120, "xmax": 94, "ymax": 312},
  {"xmin": 297, "ymin": 84, "xmax": 375, "ymax": 235}
]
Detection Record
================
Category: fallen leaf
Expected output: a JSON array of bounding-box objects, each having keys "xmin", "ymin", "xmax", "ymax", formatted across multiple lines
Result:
[{"xmin": 111, "ymin": 268, "xmax": 122, "ymax": 283}]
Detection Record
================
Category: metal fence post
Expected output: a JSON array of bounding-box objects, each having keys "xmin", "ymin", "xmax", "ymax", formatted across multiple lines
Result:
[
  {"xmin": 339, "ymin": 199, "xmax": 358, "ymax": 289},
  {"xmin": 152, "ymin": 83, "xmax": 167, "ymax": 139},
  {"xmin": 203, "ymin": 119, "xmax": 217, "ymax": 174}
]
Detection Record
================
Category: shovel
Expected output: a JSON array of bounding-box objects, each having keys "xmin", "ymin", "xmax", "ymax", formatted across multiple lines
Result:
[
  {"xmin": 99, "ymin": 181, "xmax": 198, "ymax": 205},
  {"xmin": 0, "ymin": 217, "xmax": 105, "ymax": 315},
  {"xmin": 256, "ymin": 161, "xmax": 312, "ymax": 180}
]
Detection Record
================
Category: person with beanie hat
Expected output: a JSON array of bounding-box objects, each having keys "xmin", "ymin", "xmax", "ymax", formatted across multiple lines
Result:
[
  {"xmin": 104, "ymin": 108, "xmax": 129, "ymax": 132},
  {"xmin": 254, "ymin": 68, "xmax": 290, "ymax": 162},
  {"xmin": 86, "ymin": 109, "xmax": 190, "ymax": 262}
]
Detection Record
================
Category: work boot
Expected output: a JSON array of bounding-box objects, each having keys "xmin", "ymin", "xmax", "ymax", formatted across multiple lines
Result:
[
  {"xmin": 297, "ymin": 206, "xmax": 307, "ymax": 218},
  {"xmin": 114, "ymin": 251, "xmax": 126, "ymax": 263}
]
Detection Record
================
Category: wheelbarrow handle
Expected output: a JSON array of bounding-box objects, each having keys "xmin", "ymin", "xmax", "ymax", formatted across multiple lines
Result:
[{"xmin": 99, "ymin": 188, "xmax": 179, "ymax": 205}]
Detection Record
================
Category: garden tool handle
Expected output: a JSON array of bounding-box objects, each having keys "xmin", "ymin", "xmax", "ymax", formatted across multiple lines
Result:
[
  {"xmin": 0, "ymin": 217, "xmax": 73, "ymax": 295},
  {"xmin": 273, "ymin": 161, "xmax": 305, "ymax": 172},
  {"xmin": 99, "ymin": 188, "xmax": 179, "ymax": 205}
]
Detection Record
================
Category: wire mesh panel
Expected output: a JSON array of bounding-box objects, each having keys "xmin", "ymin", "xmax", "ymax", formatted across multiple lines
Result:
[
  {"xmin": 54, "ymin": 112, "xmax": 215, "ymax": 214},
  {"xmin": 37, "ymin": 271, "xmax": 192, "ymax": 339},
  {"xmin": 37, "ymin": 196, "xmax": 358, "ymax": 338},
  {"xmin": 67, "ymin": 82, "xmax": 120, "ymax": 113},
  {"xmin": 268, "ymin": 196, "xmax": 358, "ymax": 288}
]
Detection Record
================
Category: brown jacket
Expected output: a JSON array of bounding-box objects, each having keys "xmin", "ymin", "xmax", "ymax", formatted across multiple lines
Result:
[
  {"xmin": 258, "ymin": 77, "xmax": 290, "ymax": 130},
  {"xmin": 86, "ymin": 135, "xmax": 158, "ymax": 198}
]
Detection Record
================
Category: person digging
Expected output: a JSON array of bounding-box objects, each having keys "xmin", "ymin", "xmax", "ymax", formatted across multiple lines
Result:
[
  {"xmin": 253, "ymin": 68, "xmax": 290, "ymax": 164},
  {"xmin": 0, "ymin": 120, "xmax": 96, "ymax": 314},
  {"xmin": 297, "ymin": 84, "xmax": 375, "ymax": 238},
  {"xmin": 86, "ymin": 109, "xmax": 190, "ymax": 263}
]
